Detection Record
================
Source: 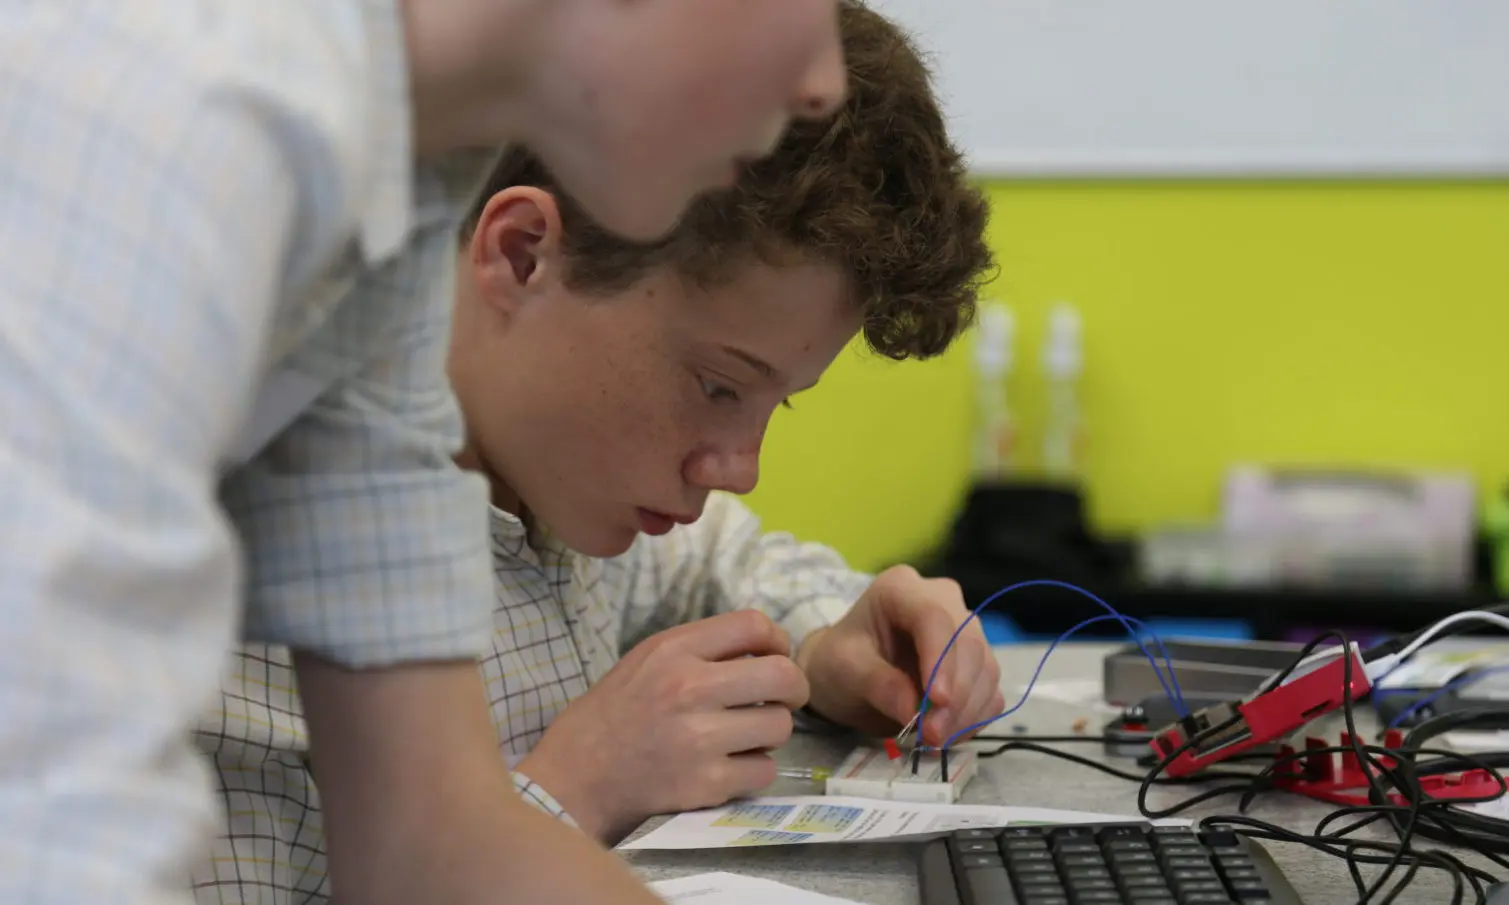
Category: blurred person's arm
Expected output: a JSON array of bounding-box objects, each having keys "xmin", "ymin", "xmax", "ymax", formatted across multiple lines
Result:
[
  {"xmin": 299, "ymin": 658, "xmax": 667, "ymax": 905},
  {"xmin": 0, "ymin": 14, "xmax": 307, "ymax": 905}
]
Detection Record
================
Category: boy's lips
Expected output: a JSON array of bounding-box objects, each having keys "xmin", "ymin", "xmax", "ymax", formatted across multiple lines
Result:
[{"xmin": 635, "ymin": 508, "xmax": 698, "ymax": 536}]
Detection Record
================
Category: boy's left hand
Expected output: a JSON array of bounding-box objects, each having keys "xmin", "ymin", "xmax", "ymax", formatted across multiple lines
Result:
[{"xmin": 795, "ymin": 565, "xmax": 1005, "ymax": 748}]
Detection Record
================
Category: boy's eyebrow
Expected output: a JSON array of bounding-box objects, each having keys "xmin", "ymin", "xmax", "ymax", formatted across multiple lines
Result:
[
  {"xmin": 719, "ymin": 344, "xmax": 819, "ymax": 393},
  {"xmin": 720, "ymin": 345, "xmax": 780, "ymax": 381}
]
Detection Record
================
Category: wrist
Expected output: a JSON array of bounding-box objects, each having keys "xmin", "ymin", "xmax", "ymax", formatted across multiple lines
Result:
[
  {"xmin": 795, "ymin": 627, "xmax": 830, "ymax": 678},
  {"xmin": 517, "ymin": 742, "xmax": 626, "ymax": 844},
  {"xmin": 795, "ymin": 628, "xmax": 843, "ymax": 723}
]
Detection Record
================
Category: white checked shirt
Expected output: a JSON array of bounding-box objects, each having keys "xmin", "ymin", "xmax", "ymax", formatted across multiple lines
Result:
[
  {"xmin": 0, "ymin": 4, "xmax": 497, "ymax": 905},
  {"xmin": 193, "ymin": 492, "xmax": 872, "ymax": 904}
]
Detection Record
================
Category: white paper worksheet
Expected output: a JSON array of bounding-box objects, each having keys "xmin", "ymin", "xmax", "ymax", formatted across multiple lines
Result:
[
  {"xmin": 618, "ymin": 795, "xmax": 1186, "ymax": 851},
  {"xmin": 649, "ymin": 872, "xmax": 865, "ymax": 904}
]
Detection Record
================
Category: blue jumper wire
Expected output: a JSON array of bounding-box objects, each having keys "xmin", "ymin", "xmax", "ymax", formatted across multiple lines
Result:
[{"xmin": 911, "ymin": 579, "xmax": 1189, "ymax": 754}]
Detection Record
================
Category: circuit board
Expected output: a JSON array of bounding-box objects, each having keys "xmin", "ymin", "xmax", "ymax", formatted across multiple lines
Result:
[{"xmin": 824, "ymin": 745, "xmax": 978, "ymax": 803}]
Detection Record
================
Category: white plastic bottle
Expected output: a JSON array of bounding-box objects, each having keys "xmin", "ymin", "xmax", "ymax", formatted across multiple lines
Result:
[
  {"xmin": 1041, "ymin": 302, "xmax": 1083, "ymax": 479},
  {"xmin": 972, "ymin": 303, "xmax": 1017, "ymax": 478}
]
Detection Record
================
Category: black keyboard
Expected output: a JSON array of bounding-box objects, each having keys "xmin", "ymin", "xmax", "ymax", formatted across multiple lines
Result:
[{"xmin": 919, "ymin": 822, "xmax": 1305, "ymax": 905}]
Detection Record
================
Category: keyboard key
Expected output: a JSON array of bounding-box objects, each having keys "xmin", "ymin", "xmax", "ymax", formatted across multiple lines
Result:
[
  {"xmin": 1003, "ymin": 827, "xmax": 1048, "ymax": 840},
  {"xmin": 1006, "ymin": 837, "xmax": 1052, "ymax": 850},
  {"xmin": 1164, "ymin": 857, "xmax": 1212, "ymax": 871},
  {"xmin": 1070, "ymin": 892, "xmax": 1122, "ymax": 903},
  {"xmin": 1010, "ymin": 850, "xmax": 1055, "ymax": 864},
  {"xmin": 1017, "ymin": 880, "xmax": 1065, "ymax": 898},
  {"xmin": 1110, "ymin": 852, "xmax": 1157, "ymax": 865},
  {"xmin": 1227, "ymin": 879, "xmax": 1273, "ymax": 900},
  {"xmin": 1059, "ymin": 855, "xmax": 1107, "ymax": 869},
  {"xmin": 958, "ymin": 840, "xmax": 997, "ymax": 854},
  {"xmin": 1106, "ymin": 839, "xmax": 1153, "ymax": 853},
  {"xmin": 1126, "ymin": 885, "xmax": 1174, "ymax": 899},
  {"xmin": 1050, "ymin": 827, "xmax": 1096, "ymax": 842},
  {"xmin": 1122, "ymin": 874, "xmax": 1171, "ymax": 889},
  {"xmin": 1116, "ymin": 864, "xmax": 1164, "ymax": 879},
  {"xmin": 1098, "ymin": 825, "xmax": 1146, "ymax": 841},
  {"xmin": 1156, "ymin": 843, "xmax": 1205, "ymax": 859},
  {"xmin": 1201, "ymin": 830, "xmax": 1241, "ymax": 849},
  {"xmin": 1065, "ymin": 878, "xmax": 1116, "ymax": 893},
  {"xmin": 955, "ymin": 828, "xmax": 999, "ymax": 841},
  {"xmin": 1174, "ymin": 880, "xmax": 1227, "ymax": 895},
  {"xmin": 1012, "ymin": 862, "xmax": 1059, "ymax": 878},
  {"xmin": 1179, "ymin": 895, "xmax": 1236, "ymax": 904},
  {"xmin": 960, "ymin": 853, "xmax": 1004, "ymax": 869},
  {"xmin": 1065, "ymin": 867, "xmax": 1111, "ymax": 883},
  {"xmin": 1054, "ymin": 841, "xmax": 1101, "ymax": 855},
  {"xmin": 961, "ymin": 866, "xmax": 1019, "ymax": 904}
]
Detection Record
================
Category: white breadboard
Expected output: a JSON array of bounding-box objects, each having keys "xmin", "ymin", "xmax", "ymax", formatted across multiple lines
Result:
[{"xmin": 824, "ymin": 745, "xmax": 978, "ymax": 803}]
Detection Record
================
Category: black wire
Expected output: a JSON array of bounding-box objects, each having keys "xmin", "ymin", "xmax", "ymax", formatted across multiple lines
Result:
[
  {"xmin": 1264, "ymin": 629, "xmax": 1348, "ymax": 688},
  {"xmin": 1124, "ymin": 629, "xmax": 1507, "ymax": 903},
  {"xmin": 1201, "ymin": 814, "xmax": 1490, "ymax": 905},
  {"xmin": 1314, "ymin": 631, "xmax": 1413, "ymax": 902},
  {"xmin": 1376, "ymin": 855, "xmax": 1423, "ymax": 905},
  {"xmin": 964, "ymin": 624, "xmax": 1509, "ymax": 901},
  {"xmin": 975, "ymin": 727, "xmax": 1504, "ymax": 894},
  {"xmin": 976, "ymin": 738, "xmax": 1260, "ymax": 784}
]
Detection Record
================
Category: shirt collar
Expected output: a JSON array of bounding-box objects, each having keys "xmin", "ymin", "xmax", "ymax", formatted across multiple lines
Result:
[{"xmin": 490, "ymin": 505, "xmax": 580, "ymax": 573}]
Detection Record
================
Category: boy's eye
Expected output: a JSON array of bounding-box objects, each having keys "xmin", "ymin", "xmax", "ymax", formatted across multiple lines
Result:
[{"xmin": 701, "ymin": 377, "xmax": 740, "ymax": 404}]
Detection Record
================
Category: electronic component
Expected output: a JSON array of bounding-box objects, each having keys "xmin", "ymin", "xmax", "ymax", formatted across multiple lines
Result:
[
  {"xmin": 1270, "ymin": 729, "xmax": 1504, "ymax": 808},
  {"xmin": 919, "ymin": 822, "xmax": 1305, "ymax": 905},
  {"xmin": 1103, "ymin": 693, "xmax": 1243, "ymax": 759},
  {"xmin": 1102, "ymin": 638, "xmax": 1305, "ymax": 706},
  {"xmin": 825, "ymin": 745, "xmax": 978, "ymax": 804},
  {"xmin": 1150, "ymin": 646, "xmax": 1371, "ymax": 778}
]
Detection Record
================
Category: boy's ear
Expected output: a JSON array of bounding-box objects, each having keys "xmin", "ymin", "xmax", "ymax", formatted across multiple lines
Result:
[{"xmin": 467, "ymin": 186, "xmax": 565, "ymax": 312}]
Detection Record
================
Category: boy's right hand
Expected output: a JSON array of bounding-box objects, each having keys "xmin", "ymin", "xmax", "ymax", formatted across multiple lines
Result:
[{"xmin": 517, "ymin": 609, "xmax": 809, "ymax": 842}]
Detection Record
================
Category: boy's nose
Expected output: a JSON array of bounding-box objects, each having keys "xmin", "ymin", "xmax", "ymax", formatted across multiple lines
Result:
[{"xmin": 686, "ymin": 448, "xmax": 760, "ymax": 495}]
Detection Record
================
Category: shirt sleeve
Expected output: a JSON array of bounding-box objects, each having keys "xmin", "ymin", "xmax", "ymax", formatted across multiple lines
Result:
[
  {"xmin": 511, "ymin": 772, "xmax": 582, "ymax": 829},
  {"xmin": 0, "ymin": 16, "xmax": 308, "ymax": 905},
  {"xmin": 617, "ymin": 493, "xmax": 874, "ymax": 656},
  {"xmin": 218, "ymin": 224, "xmax": 495, "ymax": 667}
]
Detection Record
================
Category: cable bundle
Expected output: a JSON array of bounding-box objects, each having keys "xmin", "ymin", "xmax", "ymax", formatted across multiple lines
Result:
[{"xmin": 920, "ymin": 582, "xmax": 1509, "ymax": 904}]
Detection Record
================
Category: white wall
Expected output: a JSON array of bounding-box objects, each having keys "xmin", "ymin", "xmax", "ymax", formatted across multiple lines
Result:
[{"xmin": 867, "ymin": 0, "xmax": 1509, "ymax": 177}]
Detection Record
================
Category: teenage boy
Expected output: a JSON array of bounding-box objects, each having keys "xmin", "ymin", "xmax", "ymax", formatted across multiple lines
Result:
[
  {"xmin": 0, "ymin": 3, "xmax": 847, "ymax": 905},
  {"xmin": 197, "ymin": 2, "xmax": 1000, "ymax": 899}
]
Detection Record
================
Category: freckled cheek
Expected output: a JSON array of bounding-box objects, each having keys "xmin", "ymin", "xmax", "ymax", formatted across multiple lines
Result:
[{"xmin": 742, "ymin": 422, "xmax": 768, "ymax": 458}]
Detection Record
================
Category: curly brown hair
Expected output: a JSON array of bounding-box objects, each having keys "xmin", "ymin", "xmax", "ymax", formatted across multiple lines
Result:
[{"xmin": 459, "ymin": 0, "xmax": 995, "ymax": 360}]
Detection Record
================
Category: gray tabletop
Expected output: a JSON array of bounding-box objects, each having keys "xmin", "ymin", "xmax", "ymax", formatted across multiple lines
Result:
[{"xmin": 621, "ymin": 642, "xmax": 1503, "ymax": 905}]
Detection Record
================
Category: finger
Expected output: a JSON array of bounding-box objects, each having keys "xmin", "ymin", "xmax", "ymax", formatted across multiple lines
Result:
[
  {"xmin": 878, "ymin": 582, "xmax": 970, "ymax": 708},
  {"xmin": 663, "ymin": 609, "xmax": 791, "ymax": 661},
  {"xmin": 700, "ymin": 653, "xmax": 811, "ymax": 711},
  {"xmin": 924, "ymin": 634, "xmax": 991, "ymax": 745},
  {"xmin": 704, "ymin": 703, "xmax": 797, "ymax": 755},
  {"xmin": 856, "ymin": 652, "xmax": 923, "ymax": 727},
  {"xmin": 952, "ymin": 652, "xmax": 1005, "ymax": 739},
  {"xmin": 715, "ymin": 751, "xmax": 781, "ymax": 801}
]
